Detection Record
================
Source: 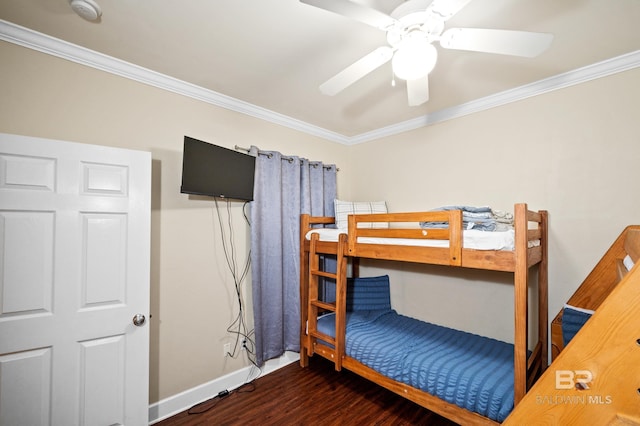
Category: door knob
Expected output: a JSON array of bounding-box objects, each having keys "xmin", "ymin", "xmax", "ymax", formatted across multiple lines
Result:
[{"xmin": 132, "ymin": 314, "xmax": 146, "ymax": 327}]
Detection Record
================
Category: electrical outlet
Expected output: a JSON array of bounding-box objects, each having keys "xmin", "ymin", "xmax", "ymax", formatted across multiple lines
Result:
[{"xmin": 223, "ymin": 343, "xmax": 231, "ymax": 357}]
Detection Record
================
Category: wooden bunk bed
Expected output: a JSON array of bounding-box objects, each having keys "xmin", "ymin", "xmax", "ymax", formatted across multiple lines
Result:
[
  {"xmin": 550, "ymin": 225, "xmax": 640, "ymax": 360},
  {"xmin": 505, "ymin": 228, "xmax": 640, "ymax": 425},
  {"xmin": 299, "ymin": 203, "xmax": 548, "ymax": 425}
]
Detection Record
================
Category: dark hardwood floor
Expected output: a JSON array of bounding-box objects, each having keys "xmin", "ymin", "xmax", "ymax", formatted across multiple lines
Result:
[{"xmin": 155, "ymin": 357, "xmax": 459, "ymax": 426}]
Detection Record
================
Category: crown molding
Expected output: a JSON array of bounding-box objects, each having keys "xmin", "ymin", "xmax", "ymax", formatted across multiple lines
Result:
[
  {"xmin": 0, "ymin": 20, "xmax": 350, "ymax": 144},
  {"xmin": 2, "ymin": 20, "xmax": 638, "ymax": 145},
  {"xmin": 348, "ymin": 49, "xmax": 640, "ymax": 144}
]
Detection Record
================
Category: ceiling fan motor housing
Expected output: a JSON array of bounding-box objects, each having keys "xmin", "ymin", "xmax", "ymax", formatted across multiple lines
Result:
[{"xmin": 387, "ymin": 0, "xmax": 444, "ymax": 47}]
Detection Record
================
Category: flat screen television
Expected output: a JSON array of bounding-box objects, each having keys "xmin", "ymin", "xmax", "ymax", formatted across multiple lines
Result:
[{"xmin": 180, "ymin": 136, "xmax": 256, "ymax": 201}]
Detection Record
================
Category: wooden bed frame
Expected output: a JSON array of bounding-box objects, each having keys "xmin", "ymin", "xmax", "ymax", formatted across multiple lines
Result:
[
  {"xmin": 505, "ymin": 227, "xmax": 640, "ymax": 425},
  {"xmin": 299, "ymin": 203, "xmax": 548, "ymax": 425},
  {"xmin": 550, "ymin": 225, "xmax": 640, "ymax": 360}
]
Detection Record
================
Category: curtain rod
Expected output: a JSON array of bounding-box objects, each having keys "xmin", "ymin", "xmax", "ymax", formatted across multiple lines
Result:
[{"xmin": 235, "ymin": 145, "xmax": 339, "ymax": 171}]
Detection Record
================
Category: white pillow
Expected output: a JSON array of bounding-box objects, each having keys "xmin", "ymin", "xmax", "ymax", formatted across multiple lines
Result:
[{"xmin": 334, "ymin": 200, "xmax": 388, "ymax": 229}]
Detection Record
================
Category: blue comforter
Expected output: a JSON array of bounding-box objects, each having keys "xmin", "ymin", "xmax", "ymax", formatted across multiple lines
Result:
[{"xmin": 318, "ymin": 310, "xmax": 516, "ymax": 422}]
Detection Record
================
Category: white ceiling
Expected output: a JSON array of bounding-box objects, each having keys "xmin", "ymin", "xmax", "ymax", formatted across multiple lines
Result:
[{"xmin": 1, "ymin": 0, "xmax": 639, "ymax": 142}]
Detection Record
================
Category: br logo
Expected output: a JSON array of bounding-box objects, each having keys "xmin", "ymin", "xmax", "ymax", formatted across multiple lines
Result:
[{"xmin": 555, "ymin": 370, "xmax": 593, "ymax": 390}]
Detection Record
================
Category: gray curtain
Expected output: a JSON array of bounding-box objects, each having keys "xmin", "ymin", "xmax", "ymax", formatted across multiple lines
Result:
[{"xmin": 250, "ymin": 147, "xmax": 337, "ymax": 366}]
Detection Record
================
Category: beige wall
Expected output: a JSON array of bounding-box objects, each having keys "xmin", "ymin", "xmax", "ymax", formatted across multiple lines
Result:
[
  {"xmin": 348, "ymin": 68, "xmax": 640, "ymax": 342},
  {"xmin": 2, "ymin": 39, "xmax": 639, "ymax": 404},
  {"xmin": 0, "ymin": 41, "xmax": 350, "ymax": 403}
]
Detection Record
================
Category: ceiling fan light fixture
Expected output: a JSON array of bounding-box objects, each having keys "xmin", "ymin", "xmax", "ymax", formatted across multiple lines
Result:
[
  {"xmin": 392, "ymin": 38, "xmax": 437, "ymax": 81},
  {"xmin": 301, "ymin": 0, "xmax": 553, "ymax": 106}
]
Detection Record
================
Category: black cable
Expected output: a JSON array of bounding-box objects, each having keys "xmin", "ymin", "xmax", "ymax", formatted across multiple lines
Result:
[
  {"xmin": 235, "ymin": 380, "xmax": 256, "ymax": 394},
  {"xmin": 186, "ymin": 200, "xmax": 260, "ymax": 418},
  {"xmin": 187, "ymin": 390, "xmax": 230, "ymax": 415},
  {"xmin": 212, "ymin": 198, "xmax": 256, "ymax": 366}
]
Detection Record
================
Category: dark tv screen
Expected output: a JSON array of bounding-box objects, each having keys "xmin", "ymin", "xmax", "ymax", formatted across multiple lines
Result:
[{"xmin": 180, "ymin": 136, "xmax": 256, "ymax": 201}]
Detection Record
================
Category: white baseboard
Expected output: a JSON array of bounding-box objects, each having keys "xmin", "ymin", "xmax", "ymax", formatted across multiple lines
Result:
[{"xmin": 148, "ymin": 351, "xmax": 300, "ymax": 424}]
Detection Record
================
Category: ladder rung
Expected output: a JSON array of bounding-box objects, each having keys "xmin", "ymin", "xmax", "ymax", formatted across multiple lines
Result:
[
  {"xmin": 309, "ymin": 330, "xmax": 335, "ymax": 346},
  {"xmin": 311, "ymin": 270, "xmax": 337, "ymax": 279},
  {"xmin": 310, "ymin": 300, "xmax": 336, "ymax": 311}
]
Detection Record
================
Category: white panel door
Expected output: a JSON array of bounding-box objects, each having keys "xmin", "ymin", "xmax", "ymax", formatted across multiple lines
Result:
[{"xmin": 0, "ymin": 133, "xmax": 151, "ymax": 426}]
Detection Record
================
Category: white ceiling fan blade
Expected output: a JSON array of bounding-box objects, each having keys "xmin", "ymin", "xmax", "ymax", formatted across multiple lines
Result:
[
  {"xmin": 427, "ymin": 0, "xmax": 474, "ymax": 21},
  {"xmin": 440, "ymin": 28, "xmax": 554, "ymax": 57},
  {"xmin": 319, "ymin": 46, "xmax": 393, "ymax": 96},
  {"xmin": 407, "ymin": 76, "xmax": 429, "ymax": 106},
  {"xmin": 300, "ymin": 0, "xmax": 398, "ymax": 30}
]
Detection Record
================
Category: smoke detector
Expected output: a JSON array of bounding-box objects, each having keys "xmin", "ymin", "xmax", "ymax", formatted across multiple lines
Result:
[{"xmin": 69, "ymin": 0, "xmax": 102, "ymax": 21}]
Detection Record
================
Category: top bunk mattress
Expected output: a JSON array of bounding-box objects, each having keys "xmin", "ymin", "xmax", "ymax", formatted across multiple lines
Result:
[{"xmin": 306, "ymin": 228, "xmax": 520, "ymax": 251}]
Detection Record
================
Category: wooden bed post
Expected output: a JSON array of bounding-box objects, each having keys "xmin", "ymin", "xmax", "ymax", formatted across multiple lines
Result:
[
  {"xmin": 539, "ymin": 210, "xmax": 549, "ymax": 371},
  {"xmin": 352, "ymin": 257, "xmax": 360, "ymax": 279},
  {"xmin": 300, "ymin": 214, "xmax": 310, "ymax": 367},
  {"xmin": 513, "ymin": 203, "xmax": 528, "ymax": 404},
  {"xmin": 448, "ymin": 210, "xmax": 463, "ymax": 266},
  {"xmin": 334, "ymin": 233, "xmax": 349, "ymax": 371}
]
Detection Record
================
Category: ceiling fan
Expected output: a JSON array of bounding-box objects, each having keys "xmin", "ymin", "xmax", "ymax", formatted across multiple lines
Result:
[{"xmin": 300, "ymin": 0, "xmax": 554, "ymax": 106}]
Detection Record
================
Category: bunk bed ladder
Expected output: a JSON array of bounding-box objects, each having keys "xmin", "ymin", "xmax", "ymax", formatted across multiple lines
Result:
[{"xmin": 307, "ymin": 232, "xmax": 348, "ymax": 371}]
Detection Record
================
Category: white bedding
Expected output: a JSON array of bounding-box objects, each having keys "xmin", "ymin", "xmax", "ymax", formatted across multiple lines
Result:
[{"xmin": 306, "ymin": 228, "xmax": 525, "ymax": 251}]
